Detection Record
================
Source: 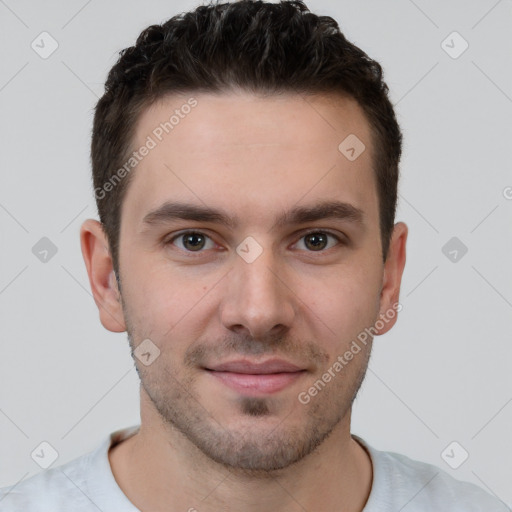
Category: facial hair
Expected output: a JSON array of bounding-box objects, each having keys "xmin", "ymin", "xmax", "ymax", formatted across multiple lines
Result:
[{"xmin": 124, "ymin": 315, "xmax": 372, "ymax": 477}]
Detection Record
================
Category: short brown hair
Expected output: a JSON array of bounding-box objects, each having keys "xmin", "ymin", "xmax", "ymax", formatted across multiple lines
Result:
[{"xmin": 91, "ymin": 0, "xmax": 402, "ymax": 275}]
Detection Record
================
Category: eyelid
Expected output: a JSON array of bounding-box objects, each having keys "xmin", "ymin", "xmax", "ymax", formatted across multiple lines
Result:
[{"xmin": 295, "ymin": 228, "xmax": 344, "ymax": 240}]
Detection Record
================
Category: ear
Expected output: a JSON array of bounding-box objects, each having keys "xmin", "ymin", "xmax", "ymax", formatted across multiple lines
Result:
[
  {"xmin": 80, "ymin": 219, "xmax": 126, "ymax": 333},
  {"xmin": 374, "ymin": 221, "xmax": 408, "ymax": 335}
]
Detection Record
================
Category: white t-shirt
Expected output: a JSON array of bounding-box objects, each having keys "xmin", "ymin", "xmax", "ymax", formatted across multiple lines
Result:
[{"xmin": 0, "ymin": 424, "xmax": 508, "ymax": 511}]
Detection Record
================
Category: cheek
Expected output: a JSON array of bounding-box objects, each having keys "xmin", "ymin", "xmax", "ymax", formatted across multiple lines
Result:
[
  {"xmin": 298, "ymin": 265, "xmax": 381, "ymax": 346},
  {"xmin": 122, "ymin": 259, "xmax": 217, "ymax": 342}
]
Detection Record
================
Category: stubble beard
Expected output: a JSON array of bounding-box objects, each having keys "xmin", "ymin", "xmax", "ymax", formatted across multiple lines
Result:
[
  {"xmin": 121, "ymin": 293, "xmax": 372, "ymax": 475},
  {"xmin": 129, "ymin": 336, "xmax": 370, "ymax": 475}
]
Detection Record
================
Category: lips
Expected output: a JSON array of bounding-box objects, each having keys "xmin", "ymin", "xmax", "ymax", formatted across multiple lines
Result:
[
  {"xmin": 204, "ymin": 359, "xmax": 306, "ymax": 395},
  {"xmin": 205, "ymin": 359, "xmax": 303, "ymax": 374}
]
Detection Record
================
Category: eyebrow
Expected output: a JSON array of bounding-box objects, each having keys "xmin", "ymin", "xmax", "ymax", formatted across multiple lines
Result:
[{"xmin": 141, "ymin": 200, "xmax": 365, "ymax": 232}]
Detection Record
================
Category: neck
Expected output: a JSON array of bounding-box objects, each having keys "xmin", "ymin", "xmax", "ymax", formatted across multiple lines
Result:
[{"xmin": 109, "ymin": 392, "xmax": 373, "ymax": 512}]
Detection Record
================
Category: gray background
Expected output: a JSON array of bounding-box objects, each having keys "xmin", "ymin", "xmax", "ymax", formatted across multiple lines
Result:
[{"xmin": 1, "ymin": 0, "xmax": 511, "ymax": 506}]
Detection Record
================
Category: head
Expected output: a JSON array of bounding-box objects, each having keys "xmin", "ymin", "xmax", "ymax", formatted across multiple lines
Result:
[{"xmin": 81, "ymin": 0, "xmax": 407, "ymax": 474}]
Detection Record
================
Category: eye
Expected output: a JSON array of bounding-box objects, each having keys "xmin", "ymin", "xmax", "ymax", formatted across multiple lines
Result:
[
  {"xmin": 294, "ymin": 230, "xmax": 342, "ymax": 252},
  {"xmin": 168, "ymin": 231, "xmax": 216, "ymax": 252},
  {"xmin": 166, "ymin": 229, "xmax": 344, "ymax": 255}
]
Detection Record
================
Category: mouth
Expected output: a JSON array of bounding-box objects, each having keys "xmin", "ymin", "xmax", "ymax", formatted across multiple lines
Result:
[{"xmin": 204, "ymin": 359, "xmax": 307, "ymax": 395}]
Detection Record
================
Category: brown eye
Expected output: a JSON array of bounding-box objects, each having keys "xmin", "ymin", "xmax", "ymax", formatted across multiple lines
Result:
[
  {"xmin": 182, "ymin": 233, "xmax": 205, "ymax": 251},
  {"xmin": 304, "ymin": 232, "xmax": 328, "ymax": 251},
  {"xmin": 169, "ymin": 231, "xmax": 214, "ymax": 252},
  {"xmin": 296, "ymin": 231, "xmax": 341, "ymax": 252}
]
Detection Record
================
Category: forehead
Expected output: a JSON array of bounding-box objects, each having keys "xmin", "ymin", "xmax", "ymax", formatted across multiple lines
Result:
[
  {"xmin": 121, "ymin": 91, "xmax": 378, "ymax": 230},
  {"xmin": 136, "ymin": 91, "xmax": 372, "ymax": 154}
]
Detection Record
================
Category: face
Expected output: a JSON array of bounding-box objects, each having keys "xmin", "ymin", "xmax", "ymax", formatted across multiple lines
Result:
[{"xmin": 86, "ymin": 91, "xmax": 405, "ymax": 473}]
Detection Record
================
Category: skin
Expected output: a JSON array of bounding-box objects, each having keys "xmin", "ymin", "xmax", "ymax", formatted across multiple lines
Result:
[{"xmin": 80, "ymin": 90, "xmax": 407, "ymax": 512}]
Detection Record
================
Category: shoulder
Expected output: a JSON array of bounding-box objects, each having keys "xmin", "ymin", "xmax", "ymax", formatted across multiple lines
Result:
[
  {"xmin": 0, "ymin": 426, "xmax": 140, "ymax": 512},
  {"xmin": 355, "ymin": 437, "xmax": 509, "ymax": 512},
  {"xmin": 0, "ymin": 451, "xmax": 95, "ymax": 512},
  {"xmin": 0, "ymin": 433, "xmax": 117, "ymax": 512}
]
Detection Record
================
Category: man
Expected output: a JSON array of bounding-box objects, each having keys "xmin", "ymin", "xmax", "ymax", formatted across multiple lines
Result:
[{"xmin": 0, "ymin": 1, "xmax": 507, "ymax": 510}]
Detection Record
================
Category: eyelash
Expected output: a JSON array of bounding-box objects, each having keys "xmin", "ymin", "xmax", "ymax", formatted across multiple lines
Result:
[{"xmin": 165, "ymin": 229, "xmax": 345, "ymax": 255}]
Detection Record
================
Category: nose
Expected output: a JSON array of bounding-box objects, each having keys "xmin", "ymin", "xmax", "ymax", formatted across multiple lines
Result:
[{"xmin": 219, "ymin": 247, "xmax": 296, "ymax": 340}]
